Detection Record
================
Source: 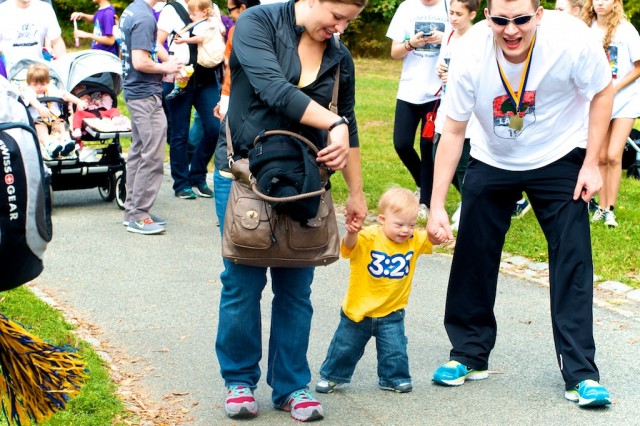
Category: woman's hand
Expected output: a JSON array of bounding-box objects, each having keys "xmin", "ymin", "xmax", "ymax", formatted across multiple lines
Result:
[
  {"xmin": 437, "ymin": 61, "xmax": 448, "ymax": 84},
  {"xmin": 345, "ymin": 190, "xmax": 367, "ymax": 233},
  {"xmin": 317, "ymin": 124, "xmax": 350, "ymax": 170}
]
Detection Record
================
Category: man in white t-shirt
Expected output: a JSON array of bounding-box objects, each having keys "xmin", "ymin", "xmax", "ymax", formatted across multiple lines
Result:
[
  {"xmin": 427, "ymin": 0, "xmax": 614, "ymax": 407},
  {"xmin": 0, "ymin": 0, "xmax": 66, "ymax": 73}
]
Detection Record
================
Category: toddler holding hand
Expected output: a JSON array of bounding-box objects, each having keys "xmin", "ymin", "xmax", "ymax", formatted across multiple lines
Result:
[{"xmin": 316, "ymin": 187, "xmax": 433, "ymax": 394}]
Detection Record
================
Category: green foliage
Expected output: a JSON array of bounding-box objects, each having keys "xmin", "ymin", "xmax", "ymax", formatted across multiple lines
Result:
[{"xmin": 49, "ymin": 0, "xmax": 640, "ymax": 57}]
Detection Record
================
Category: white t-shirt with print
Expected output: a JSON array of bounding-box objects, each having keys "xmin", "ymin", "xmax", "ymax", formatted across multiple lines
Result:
[
  {"xmin": 0, "ymin": 0, "xmax": 62, "ymax": 73},
  {"xmin": 386, "ymin": 0, "xmax": 450, "ymax": 104},
  {"xmin": 434, "ymin": 28, "xmax": 478, "ymax": 138},
  {"xmin": 446, "ymin": 11, "xmax": 611, "ymax": 171},
  {"xmin": 590, "ymin": 20, "xmax": 640, "ymax": 118}
]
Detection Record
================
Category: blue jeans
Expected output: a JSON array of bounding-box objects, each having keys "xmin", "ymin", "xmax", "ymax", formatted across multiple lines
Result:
[
  {"xmin": 215, "ymin": 263, "xmax": 316, "ymax": 406},
  {"xmin": 188, "ymin": 111, "xmax": 204, "ymax": 158},
  {"xmin": 319, "ymin": 309, "xmax": 410, "ymax": 388},
  {"xmin": 213, "ymin": 167, "xmax": 232, "ymax": 235},
  {"xmin": 163, "ymin": 78, "xmax": 220, "ymax": 192}
]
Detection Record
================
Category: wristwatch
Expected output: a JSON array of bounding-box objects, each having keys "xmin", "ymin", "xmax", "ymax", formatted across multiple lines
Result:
[{"xmin": 328, "ymin": 116, "xmax": 349, "ymax": 131}]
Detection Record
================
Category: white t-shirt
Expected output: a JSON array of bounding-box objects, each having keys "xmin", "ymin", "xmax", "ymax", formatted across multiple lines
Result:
[
  {"xmin": 446, "ymin": 11, "xmax": 611, "ymax": 171},
  {"xmin": 434, "ymin": 28, "xmax": 477, "ymax": 138},
  {"xmin": 386, "ymin": 0, "xmax": 449, "ymax": 104},
  {"xmin": 158, "ymin": 0, "xmax": 191, "ymax": 64},
  {"xmin": 590, "ymin": 20, "xmax": 640, "ymax": 118},
  {"xmin": 0, "ymin": 0, "xmax": 62, "ymax": 73}
]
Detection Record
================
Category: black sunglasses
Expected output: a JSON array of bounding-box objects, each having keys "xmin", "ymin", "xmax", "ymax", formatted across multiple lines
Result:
[
  {"xmin": 488, "ymin": 14, "xmax": 535, "ymax": 26},
  {"xmin": 228, "ymin": 6, "xmax": 239, "ymax": 13}
]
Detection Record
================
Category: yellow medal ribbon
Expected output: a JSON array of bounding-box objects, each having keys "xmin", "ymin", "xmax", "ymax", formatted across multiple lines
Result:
[{"xmin": 494, "ymin": 33, "xmax": 536, "ymax": 131}]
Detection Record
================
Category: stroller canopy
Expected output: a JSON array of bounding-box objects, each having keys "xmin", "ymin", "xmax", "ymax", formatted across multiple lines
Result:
[
  {"xmin": 55, "ymin": 50, "xmax": 123, "ymax": 96},
  {"xmin": 7, "ymin": 58, "xmax": 66, "ymax": 92}
]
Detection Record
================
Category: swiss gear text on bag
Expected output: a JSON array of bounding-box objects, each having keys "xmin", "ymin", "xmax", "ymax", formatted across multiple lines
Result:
[{"xmin": 0, "ymin": 78, "xmax": 52, "ymax": 291}]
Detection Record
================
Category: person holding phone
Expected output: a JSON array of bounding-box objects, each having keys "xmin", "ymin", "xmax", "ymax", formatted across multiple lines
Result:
[{"xmin": 386, "ymin": 0, "xmax": 450, "ymax": 220}]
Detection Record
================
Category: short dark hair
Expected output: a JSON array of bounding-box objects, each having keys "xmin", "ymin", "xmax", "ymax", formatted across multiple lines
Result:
[
  {"xmin": 487, "ymin": 0, "xmax": 540, "ymax": 10},
  {"xmin": 229, "ymin": 0, "xmax": 261, "ymax": 9}
]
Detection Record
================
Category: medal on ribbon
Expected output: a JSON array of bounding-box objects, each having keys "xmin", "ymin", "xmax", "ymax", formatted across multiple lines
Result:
[{"xmin": 495, "ymin": 33, "xmax": 536, "ymax": 133}]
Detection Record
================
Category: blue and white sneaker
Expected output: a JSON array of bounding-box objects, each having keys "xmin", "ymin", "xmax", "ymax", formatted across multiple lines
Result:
[
  {"xmin": 432, "ymin": 360, "xmax": 488, "ymax": 386},
  {"xmin": 564, "ymin": 380, "xmax": 611, "ymax": 407}
]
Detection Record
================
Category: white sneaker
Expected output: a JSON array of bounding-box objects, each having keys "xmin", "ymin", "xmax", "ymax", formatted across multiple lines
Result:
[
  {"xmin": 604, "ymin": 209, "xmax": 618, "ymax": 227},
  {"xmin": 418, "ymin": 204, "xmax": 429, "ymax": 220},
  {"xmin": 592, "ymin": 208, "xmax": 605, "ymax": 222}
]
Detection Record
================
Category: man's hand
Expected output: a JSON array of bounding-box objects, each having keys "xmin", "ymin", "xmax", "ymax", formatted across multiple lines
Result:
[
  {"xmin": 574, "ymin": 163, "xmax": 602, "ymax": 202},
  {"xmin": 427, "ymin": 206, "xmax": 453, "ymax": 245}
]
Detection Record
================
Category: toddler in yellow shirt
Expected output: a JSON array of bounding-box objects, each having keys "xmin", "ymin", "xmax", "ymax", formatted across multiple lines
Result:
[{"xmin": 316, "ymin": 187, "xmax": 432, "ymax": 394}]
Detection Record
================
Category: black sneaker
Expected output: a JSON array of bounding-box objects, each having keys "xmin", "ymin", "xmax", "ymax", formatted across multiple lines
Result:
[
  {"xmin": 60, "ymin": 141, "xmax": 76, "ymax": 157},
  {"xmin": 166, "ymin": 88, "xmax": 185, "ymax": 100},
  {"xmin": 511, "ymin": 199, "xmax": 531, "ymax": 219},
  {"xmin": 193, "ymin": 183, "xmax": 213, "ymax": 198},
  {"xmin": 175, "ymin": 188, "xmax": 196, "ymax": 199},
  {"xmin": 588, "ymin": 198, "xmax": 599, "ymax": 213}
]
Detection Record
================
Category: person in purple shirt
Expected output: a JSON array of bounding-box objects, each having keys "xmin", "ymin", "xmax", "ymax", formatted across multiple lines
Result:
[{"xmin": 70, "ymin": 0, "xmax": 118, "ymax": 56}]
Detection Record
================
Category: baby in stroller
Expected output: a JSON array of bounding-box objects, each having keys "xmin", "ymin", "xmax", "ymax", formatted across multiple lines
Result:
[
  {"xmin": 70, "ymin": 86, "xmax": 129, "ymax": 140},
  {"xmin": 21, "ymin": 63, "xmax": 88, "ymax": 159}
]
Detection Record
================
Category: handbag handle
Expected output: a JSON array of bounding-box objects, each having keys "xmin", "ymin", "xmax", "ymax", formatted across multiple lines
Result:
[{"xmin": 249, "ymin": 129, "xmax": 328, "ymax": 203}]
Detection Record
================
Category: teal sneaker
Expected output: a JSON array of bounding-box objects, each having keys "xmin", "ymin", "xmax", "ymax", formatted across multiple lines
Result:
[
  {"xmin": 432, "ymin": 360, "xmax": 488, "ymax": 386},
  {"xmin": 564, "ymin": 380, "xmax": 611, "ymax": 407}
]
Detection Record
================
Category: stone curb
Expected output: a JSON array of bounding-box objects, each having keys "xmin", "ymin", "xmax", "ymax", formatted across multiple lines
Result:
[{"xmin": 500, "ymin": 254, "xmax": 640, "ymax": 308}]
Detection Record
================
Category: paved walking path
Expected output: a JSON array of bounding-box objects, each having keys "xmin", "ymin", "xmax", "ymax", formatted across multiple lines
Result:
[{"xmin": 32, "ymin": 172, "xmax": 640, "ymax": 425}]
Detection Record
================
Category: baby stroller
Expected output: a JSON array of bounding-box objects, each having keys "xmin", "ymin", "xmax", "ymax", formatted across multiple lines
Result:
[
  {"xmin": 10, "ymin": 51, "xmax": 129, "ymax": 209},
  {"xmin": 7, "ymin": 57, "xmax": 75, "ymax": 159},
  {"xmin": 624, "ymin": 128, "xmax": 640, "ymax": 179}
]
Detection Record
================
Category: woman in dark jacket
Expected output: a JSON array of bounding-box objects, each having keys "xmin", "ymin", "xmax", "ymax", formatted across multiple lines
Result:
[{"xmin": 215, "ymin": 0, "xmax": 368, "ymax": 422}]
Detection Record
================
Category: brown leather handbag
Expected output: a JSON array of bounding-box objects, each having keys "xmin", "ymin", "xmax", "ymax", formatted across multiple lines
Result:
[
  {"xmin": 221, "ymin": 134, "xmax": 339, "ymax": 268},
  {"xmin": 221, "ymin": 67, "xmax": 342, "ymax": 268}
]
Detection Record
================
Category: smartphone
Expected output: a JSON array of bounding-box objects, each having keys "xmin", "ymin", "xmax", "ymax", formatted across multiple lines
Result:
[{"xmin": 423, "ymin": 31, "xmax": 434, "ymax": 38}]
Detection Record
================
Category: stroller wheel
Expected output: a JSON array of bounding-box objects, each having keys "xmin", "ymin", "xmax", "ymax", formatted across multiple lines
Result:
[
  {"xmin": 628, "ymin": 161, "xmax": 640, "ymax": 180},
  {"xmin": 99, "ymin": 175, "xmax": 117, "ymax": 202},
  {"xmin": 115, "ymin": 173, "xmax": 126, "ymax": 210}
]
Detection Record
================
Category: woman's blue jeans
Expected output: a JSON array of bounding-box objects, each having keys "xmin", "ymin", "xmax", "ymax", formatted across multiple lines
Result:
[
  {"xmin": 215, "ymin": 263, "xmax": 315, "ymax": 406},
  {"xmin": 319, "ymin": 309, "xmax": 410, "ymax": 388}
]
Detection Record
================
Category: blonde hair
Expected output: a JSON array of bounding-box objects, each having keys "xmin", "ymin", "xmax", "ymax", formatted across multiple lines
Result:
[
  {"xmin": 26, "ymin": 63, "xmax": 51, "ymax": 85},
  {"xmin": 189, "ymin": 0, "xmax": 214, "ymax": 16},
  {"xmin": 582, "ymin": 0, "xmax": 626, "ymax": 51},
  {"xmin": 378, "ymin": 187, "xmax": 419, "ymax": 216}
]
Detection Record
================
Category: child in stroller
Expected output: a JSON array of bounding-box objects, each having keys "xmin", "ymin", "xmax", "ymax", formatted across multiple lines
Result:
[
  {"xmin": 70, "ymin": 85, "xmax": 130, "ymax": 140},
  {"xmin": 21, "ymin": 63, "xmax": 88, "ymax": 159}
]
